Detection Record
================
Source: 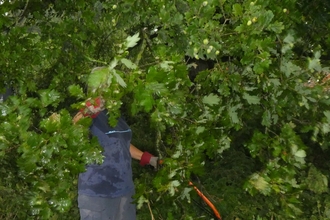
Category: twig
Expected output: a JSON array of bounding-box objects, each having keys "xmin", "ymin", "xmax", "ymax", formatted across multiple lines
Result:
[
  {"xmin": 147, "ymin": 200, "xmax": 155, "ymax": 220},
  {"xmin": 16, "ymin": 0, "xmax": 29, "ymax": 26},
  {"xmin": 156, "ymin": 128, "xmax": 163, "ymax": 159},
  {"xmin": 84, "ymin": 55, "xmax": 108, "ymax": 65}
]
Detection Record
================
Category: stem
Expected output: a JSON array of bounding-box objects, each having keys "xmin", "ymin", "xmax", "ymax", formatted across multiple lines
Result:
[
  {"xmin": 16, "ymin": 0, "xmax": 29, "ymax": 26},
  {"xmin": 147, "ymin": 199, "xmax": 155, "ymax": 220},
  {"xmin": 156, "ymin": 127, "xmax": 163, "ymax": 159},
  {"xmin": 85, "ymin": 56, "xmax": 108, "ymax": 65}
]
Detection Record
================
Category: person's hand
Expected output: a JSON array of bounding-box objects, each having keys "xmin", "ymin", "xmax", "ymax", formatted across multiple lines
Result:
[
  {"xmin": 149, "ymin": 156, "xmax": 159, "ymax": 169},
  {"xmin": 140, "ymin": 152, "xmax": 158, "ymax": 169},
  {"xmin": 81, "ymin": 96, "xmax": 105, "ymax": 118}
]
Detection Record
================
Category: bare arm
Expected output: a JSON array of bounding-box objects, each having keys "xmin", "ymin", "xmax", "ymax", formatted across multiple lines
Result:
[
  {"xmin": 130, "ymin": 144, "xmax": 144, "ymax": 160},
  {"xmin": 73, "ymin": 112, "xmax": 84, "ymax": 124},
  {"xmin": 130, "ymin": 144, "xmax": 158, "ymax": 168}
]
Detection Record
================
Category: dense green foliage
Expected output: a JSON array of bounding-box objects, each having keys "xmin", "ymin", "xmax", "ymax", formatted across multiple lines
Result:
[{"xmin": 1, "ymin": 0, "xmax": 330, "ymax": 219}]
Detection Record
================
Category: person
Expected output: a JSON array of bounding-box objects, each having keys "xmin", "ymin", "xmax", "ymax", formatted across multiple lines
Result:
[
  {"xmin": 73, "ymin": 97, "xmax": 158, "ymax": 220},
  {"xmin": 0, "ymin": 87, "xmax": 13, "ymax": 103}
]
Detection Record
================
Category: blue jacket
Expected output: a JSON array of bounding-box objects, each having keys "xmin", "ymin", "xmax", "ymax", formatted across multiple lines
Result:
[{"xmin": 78, "ymin": 110, "xmax": 135, "ymax": 198}]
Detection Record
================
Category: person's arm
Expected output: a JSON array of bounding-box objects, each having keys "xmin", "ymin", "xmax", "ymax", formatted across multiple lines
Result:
[
  {"xmin": 130, "ymin": 144, "xmax": 158, "ymax": 168},
  {"xmin": 73, "ymin": 111, "xmax": 84, "ymax": 124},
  {"xmin": 130, "ymin": 144, "xmax": 143, "ymax": 160}
]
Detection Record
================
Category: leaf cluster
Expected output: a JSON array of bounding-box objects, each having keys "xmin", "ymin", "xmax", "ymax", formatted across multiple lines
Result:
[{"xmin": 1, "ymin": 0, "xmax": 330, "ymax": 219}]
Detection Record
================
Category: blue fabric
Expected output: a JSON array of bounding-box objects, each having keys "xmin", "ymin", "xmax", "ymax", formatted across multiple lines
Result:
[
  {"xmin": 78, "ymin": 111, "xmax": 135, "ymax": 198},
  {"xmin": 78, "ymin": 194, "xmax": 136, "ymax": 220},
  {"xmin": 0, "ymin": 87, "xmax": 12, "ymax": 102}
]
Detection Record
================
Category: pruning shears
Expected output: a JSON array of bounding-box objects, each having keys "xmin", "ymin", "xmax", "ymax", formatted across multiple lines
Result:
[
  {"xmin": 188, "ymin": 180, "xmax": 222, "ymax": 220},
  {"xmin": 158, "ymin": 159, "xmax": 222, "ymax": 220}
]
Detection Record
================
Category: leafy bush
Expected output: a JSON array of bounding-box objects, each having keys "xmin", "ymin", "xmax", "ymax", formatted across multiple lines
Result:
[{"xmin": 1, "ymin": 0, "xmax": 330, "ymax": 219}]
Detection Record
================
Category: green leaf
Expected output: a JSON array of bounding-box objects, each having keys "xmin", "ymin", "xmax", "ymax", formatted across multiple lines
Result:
[
  {"xmin": 159, "ymin": 61, "xmax": 174, "ymax": 71},
  {"xmin": 267, "ymin": 21, "xmax": 284, "ymax": 33},
  {"xmin": 308, "ymin": 57, "xmax": 322, "ymax": 72},
  {"xmin": 269, "ymin": 78, "xmax": 281, "ymax": 87},
  {"xmin": 68, "ymin": 85, "xmax": 84, "ymax": 98},
  {"xmin": 232, "ymin": 4, "xmax": 243, "ymax": 17},
  {"xmin": 202, "ymin": 93, "xmax": 220, "ymax": 106},
  {"xmin": 137, "ymin": 195, "xmax": 148, "ymax": 209},
  {"xmin": 321, "ymin": 123, "xmax": 330, "ymax": 134},
  {"xmin": 126, "ymin": 32, "xmax": 140, "ymax": 49},
  {"xmin": 112, "ymin": 71, "xmax": 127, "ymax": 88},
  {"xmin": 262, "ymin": 110, "xmax": 271, "ymax": 127},
  {"xmin": 324, "ymin": 110, "xmax": 330, "ymax": 122},
  {"xmin": 180, "ymin": 187, "xmax": 192, "ymax": 202},
  {"xmin": 294, "ymin": 149, "xmax": 306, "ymax": 158},
  {"xmin": 120, "ymin": 58, "xmax": 137, "ymax": 69},
  {"xmin": 234, "ymin": 24, "xmax": 244, "ymax": 33},
  {"xmin": 196, "ymin": 126, "xmax": 205, "ymax": 134},
  {"xmin": 291, "ymin": 143, "xmax": 298, "ymax": 154},
  {"xmin": 315, "ymin": 51, "xmax": 321, "ymax": 59},
  {"xmin": 259, "ymin": 10, "xmax": 274, "ymax": 29},
  {"xmin": 218, "ymin": 136, "xmax": 231, "ymax": 154},
  {"xmin": 146, "ymin": 82, "xmax": 168, "ymax": 95},
  {"xmin": 171, "ymin": 180, "xmax": 180, "ymax": 187},
  {"xmin": 287, "ymin": 203, "xmax": 303, "ymax": 216},
  {"xmin": 139, "ymin": 91, "xmax": 154, "ymax": 112},
  {"xmin": 249, "ymin": 173, "xmax": 272, "ymax": 196},
  {"xmin": 88, "ymin": 67, "xmax": 108, "ymax": 92},
  {"xmin": 228, "ymin": 106, "xmax": 239, "ymax": 124},
  {"xmin": 306, "ymin": 166, "xmax": 328, "ymax": 194},
  {"xmin": 243, "ymin": 92, "xmax": 260, "ymax": 104},
  {"xmin": 109, "ymin": 58, "xmax": 118, "ymax": 70},
  {"xmin": 39, "ymin": 89, "xmax": 61, "ymax": 107},
  {"xmin": 169, "ymin": 180, "xmax": 181, "ymax": 196},
  {"xmin": 168, "ymin": 169, "xmax": 178, "ymax": 179},
  {"xmin": 283, "ymin": 34, "xmax": 294, "ymax": 44},
  {"xmin": 280, "ymin": 61, "xmax": 301, "ymax": 77}
]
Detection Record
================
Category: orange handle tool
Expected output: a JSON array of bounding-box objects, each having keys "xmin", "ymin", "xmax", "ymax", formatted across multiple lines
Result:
[
  {"xmin": 188, "ymin": 181, "xmax": 222, "ymax": 220},
  {"xmin": 158, "ymin": 160, "xmax": 222, "ymax": 220}
]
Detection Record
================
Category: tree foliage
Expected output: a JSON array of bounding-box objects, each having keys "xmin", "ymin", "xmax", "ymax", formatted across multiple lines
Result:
[{"xmin": 1, "ymin": 0, "xmax": 330, "ymax": 219}]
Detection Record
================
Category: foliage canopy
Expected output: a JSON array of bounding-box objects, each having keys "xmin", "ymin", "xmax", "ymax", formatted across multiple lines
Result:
[{"xmin": 1, "ymin": 0, "xmax": 330, "ymax": 219}]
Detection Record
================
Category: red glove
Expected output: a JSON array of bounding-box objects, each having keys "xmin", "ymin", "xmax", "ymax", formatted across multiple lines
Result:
[
  {"xmin": 140, "ymin": 152, "xmax": 158, "ymax": 168},
  {"xmin": 80, "ymin": 97, "xmax": 105, "ymax": 118}
]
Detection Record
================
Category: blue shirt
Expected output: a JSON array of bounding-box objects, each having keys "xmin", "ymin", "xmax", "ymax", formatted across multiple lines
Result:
[{"xmin": 78, "ymin": 111, "xmax": 135, "ymax": 198}]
